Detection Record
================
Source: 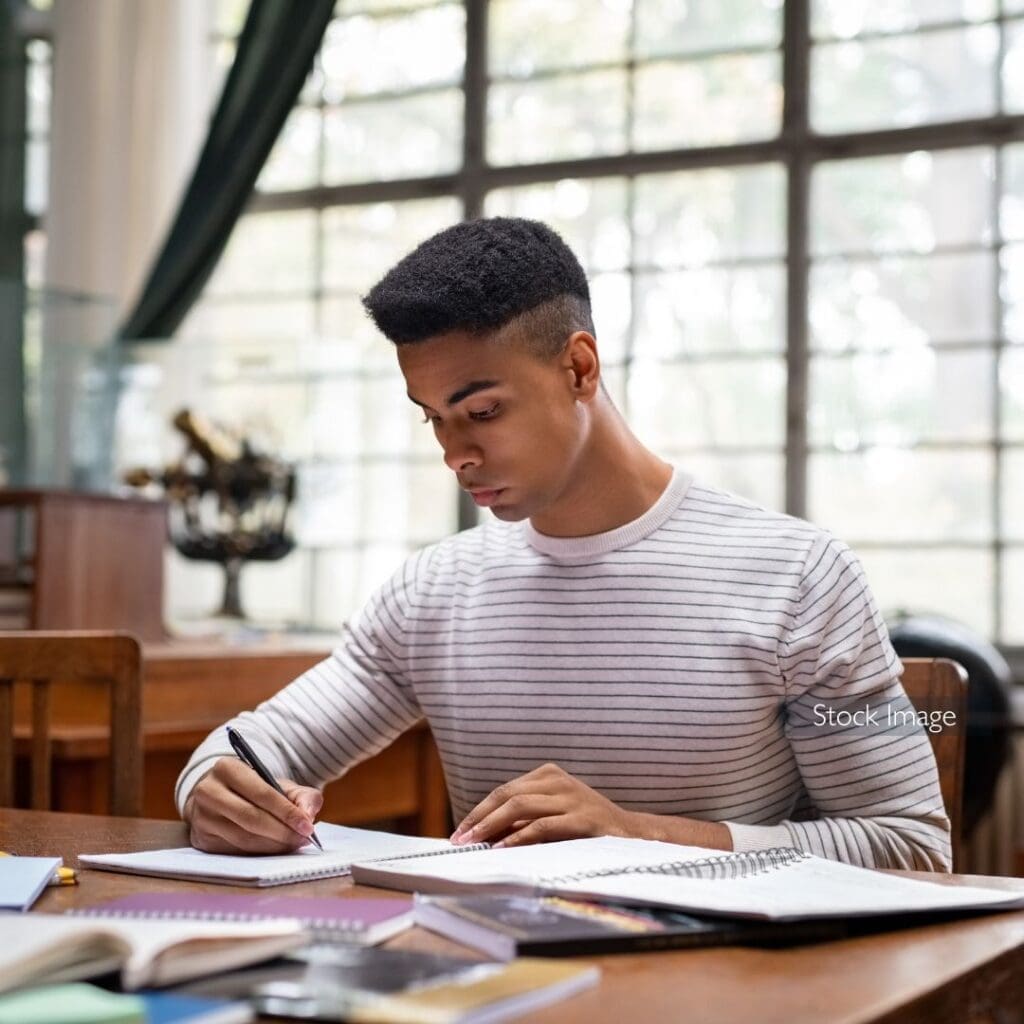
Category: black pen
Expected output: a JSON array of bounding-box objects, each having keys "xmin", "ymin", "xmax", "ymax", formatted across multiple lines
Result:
[{"xmin": 226, "ymin": 726, "xmax": 324, "ymax": 852}]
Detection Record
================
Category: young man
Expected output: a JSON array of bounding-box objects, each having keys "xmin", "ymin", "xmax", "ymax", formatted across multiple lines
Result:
[{"xmin": 178, "ymin": 217, "xmax": 951, "ymax": 871}]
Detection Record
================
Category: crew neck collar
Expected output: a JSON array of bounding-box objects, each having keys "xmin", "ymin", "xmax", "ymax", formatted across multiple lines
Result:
[{"xmin": 522, "ymin": 467, "xmax": 691, "ymax": 559}]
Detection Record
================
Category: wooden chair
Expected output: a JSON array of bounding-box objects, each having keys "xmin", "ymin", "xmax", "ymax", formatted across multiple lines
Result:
[
  {"xmin": 900, "ymin": 657, "xmax": 968, "ymax": 869},
  {"xmin": 0, "ymin": 632, "xmax": 142, "ymax": 816}
]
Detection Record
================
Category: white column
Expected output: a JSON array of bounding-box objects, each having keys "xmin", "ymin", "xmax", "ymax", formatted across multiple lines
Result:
[{"xmin": 39, "ymin": 0, "xmax": 212, "ymax": 484}]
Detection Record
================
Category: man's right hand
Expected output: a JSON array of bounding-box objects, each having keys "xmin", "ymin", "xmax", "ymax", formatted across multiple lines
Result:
[{"xmin": 183, "ymin": 757, "xmax": 324, "ymax": 854}]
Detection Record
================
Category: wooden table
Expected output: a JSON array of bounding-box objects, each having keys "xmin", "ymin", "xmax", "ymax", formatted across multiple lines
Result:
[{"xmin": 5, "ymin": 809, "xmax": 1024, "ymax": 1024}]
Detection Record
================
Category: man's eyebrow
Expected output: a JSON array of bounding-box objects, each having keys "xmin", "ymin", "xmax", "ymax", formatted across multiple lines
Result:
[{"xmin": 406, "ymin": 379, "xmax": 501, "ymax": 409}]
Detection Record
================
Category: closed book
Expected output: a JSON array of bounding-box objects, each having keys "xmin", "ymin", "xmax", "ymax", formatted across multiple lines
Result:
[
  {"xmin": 0, "ymin": 856, "xmax": 62, "ymax": 911},
  {"xmin": 414, "ymin": 894, "xmax": 846, "ymax": 959},
  {"xmin": 72, "ymin": 892, "xmax": 413, "ymax": 945},
  {"xmin": 179, "ymin": 945, "xmax": 599, "ymax": 1024}
]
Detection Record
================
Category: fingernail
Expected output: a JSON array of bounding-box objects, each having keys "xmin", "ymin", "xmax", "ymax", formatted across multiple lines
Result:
[{"xmin": 294, "ymin": 819, "xmax": 313, "ymax": 836}]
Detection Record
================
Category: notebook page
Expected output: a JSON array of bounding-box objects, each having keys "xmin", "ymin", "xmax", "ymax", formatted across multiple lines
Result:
[
  {"xmin": 80, "ymin": 824, "xmax": 453, "ymax": 885},
  {"xmin": 552, "ymin": 854, "xmax": 1024, "ymax": 921}
]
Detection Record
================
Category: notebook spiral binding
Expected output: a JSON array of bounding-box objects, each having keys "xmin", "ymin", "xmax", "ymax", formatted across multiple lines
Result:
[
  {"xmin": 544, "ymin": 847, "xmax": 809, "ymax": 885},
  {"xmin": 365, "ymin": 841, "xmax": 491, "ymax": 864}
]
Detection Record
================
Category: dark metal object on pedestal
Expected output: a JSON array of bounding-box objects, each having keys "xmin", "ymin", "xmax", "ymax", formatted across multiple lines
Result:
[{"xmin": 124, "ymin": 409, "xmax": 296, "ymax": 619}]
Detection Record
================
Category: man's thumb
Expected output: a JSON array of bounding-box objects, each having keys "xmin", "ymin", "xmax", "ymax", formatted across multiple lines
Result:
[{"xmin": 283, "ymin": 781, "xmax": 324, "ymax": 819}]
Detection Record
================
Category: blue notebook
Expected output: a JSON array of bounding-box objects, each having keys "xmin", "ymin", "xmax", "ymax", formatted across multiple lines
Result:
[
  {"xmin": 139, "ymin": 991, "xmax": 253, "ymax": 1024},
  {"xmin": 0, "ymin": 856, "xmax": 61, "ymax": 911}
]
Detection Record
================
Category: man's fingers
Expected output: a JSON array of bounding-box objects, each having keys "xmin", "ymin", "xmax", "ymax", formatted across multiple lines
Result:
[
  {"xmin": 190, "ymin": 804, "xmax": 307, "ymax": 854},
  {"xmin": 452, "ymin": 777, "xmax": 557, "ymax": 842},
  {"xmin": 216, "ymin": 759, "xmax": 313, "ymax": 837},
  {"xmin": 458, "ymin": 794, "xmax": 563, "ymax": 844},
  {"xmin": 194, "ymin": 775, "xmax": 309, "ymax": 847},
  {"xmin": 494, "ymin": 815, "xmax": 578, "ymax": 848},
  {"xmin": 282, "ymin": 781, "xmax": 323, "ymax": 821}
]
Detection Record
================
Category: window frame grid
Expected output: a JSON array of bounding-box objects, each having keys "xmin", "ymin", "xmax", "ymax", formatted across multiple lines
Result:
[{"xmin": 228, "ymin": 0, "xmax": 1024, "ymax": 651}]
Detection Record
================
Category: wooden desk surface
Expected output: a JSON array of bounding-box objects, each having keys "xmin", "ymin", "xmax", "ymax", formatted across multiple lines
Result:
[{"xmin": 4, "ymin": 808, "xmax": 1024, "ymax": 1024}]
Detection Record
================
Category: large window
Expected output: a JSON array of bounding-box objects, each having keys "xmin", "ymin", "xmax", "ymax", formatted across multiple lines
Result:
[{"xmin": 179, "ymin": 0, "xmax": 1024, "ymax": 645}]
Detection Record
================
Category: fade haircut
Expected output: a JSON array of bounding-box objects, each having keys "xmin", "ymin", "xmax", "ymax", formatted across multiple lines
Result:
[{"xmin": 362, "ymin": 217, "xmax": 595, "ymax": 359}]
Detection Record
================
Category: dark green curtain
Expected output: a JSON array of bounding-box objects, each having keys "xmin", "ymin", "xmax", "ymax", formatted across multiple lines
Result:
[{"xmin": 118, "ymin": 0, "xmax": 334, "ymax": 341}]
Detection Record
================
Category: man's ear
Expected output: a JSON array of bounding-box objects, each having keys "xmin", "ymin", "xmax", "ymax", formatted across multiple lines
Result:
[{"xmin": 564, "ymin": 332, "xmax": 601, "ymax": 403}]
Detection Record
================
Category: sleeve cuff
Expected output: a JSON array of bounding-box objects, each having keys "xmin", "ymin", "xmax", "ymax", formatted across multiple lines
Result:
[{"xmin": 725, "ymin": 821, "xmax": 798, "ymax": 853}]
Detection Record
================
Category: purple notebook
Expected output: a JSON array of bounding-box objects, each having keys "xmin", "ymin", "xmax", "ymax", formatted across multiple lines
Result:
[{"xmin": 70, "ymin": 892, "xmax": 414, "ymax": 945}]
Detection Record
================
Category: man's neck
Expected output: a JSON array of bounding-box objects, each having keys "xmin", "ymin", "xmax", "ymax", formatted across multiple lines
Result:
[{"xmin": 528, "ymin": 406, "xmax": 673, "ymax": 538}]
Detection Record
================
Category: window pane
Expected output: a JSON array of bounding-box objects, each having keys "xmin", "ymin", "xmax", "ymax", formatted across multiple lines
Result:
[
  {"xmin": 1004, "ymin": 448, "xmax": 1024, "ymax": 540},
  {"xmin": 321, "ymin": 6, "xmax": 464, "ymax": 99},
  {"xmin": 310, "ymin": 543, "xmax": 415, "ymax": 628},
  {"xmin": 812, "ymin": 149, "xmax": 994, "ymax": 257},
  {"xmin": 297, "ymin": 458, "xmax": 452, "ymax": 547},
  {"xmin": 809, "ymin": 348, "xmax": 995, "ymax": 447},
  {"xmin": 855, "ymin": 547, "xmax": 994, "ymax": 638},
  {"xmin": 321, "ymin": 295, "xmax": 385, "ymax": 347},
  {"xmin": 811, "ymin": 25, "xmax": 999, "ymax": 133},
  {"xmin": 24, "ymin": 138, "xmax": 47, "ymax": 216},
  {"xmin": 679, "ymin": 452, "xmax": 784, "ymax": 511},
  {"xmin": 1003, "ymin": 349, "xmax": 1024, "ymax": 440},
  {"xmin": 338, "ymin": 0, "xmax": 449, "ymax": 14},
  {"xmin": 1003, "ymin": 547, "xmax": 1024, "ymax": 643},
  {"xmin": 26, "ymin": 42, "xmax": 50, "ymax": 135},
  {"xmin": 183, "ymin": 299, "xmax": 318, "ymax": 340},
  {"xmin": 634, "ymin": 164, "xmax": 786, "ymax": 267},
  {"xmin": 322, "ymin": 198, "xmax": 462, "ymax": 292},
  {"xmin": 809, "ymin": 449, "xmax": 994, "ymax": 542},
  {"xmin": 490, "ymin": 0, "xmax": 629, "ymax": 76},
  {"xmin": 634, "ymin": 266, "xmax": 786, "ymax": 357},
  {"xmin": 636, "ymin": 0, "xmax": 782, "ymax": 58},
  {"xmin": 308, "ymin": 374, "xmax": 434, "ymax": 460},
  {"xmin": 485, "ymin": 178, "xmax": 630, "ymax": 272},
  {"xmin": 628, "ymin": 357, "xmax": 786, "ymax": 449},
  {"xmin": 633, "ymin": 54, "xmax": 782, "ymax": 150},
  {"xmin": 242, "ymin": 551, "xmax": 311, "ymax": 626},
  {"xmin": 1002, "ymin": 18, "xmax": 1024, "ymax": 113},
  {"xmin": 589, "ymin": 271, "xmax": 632, "ymax": 364},
  {"xmin": 810, "ymin": 251, "xmax": 996, "ymax": 351},
  {"xmin": 488, "ymin": 70, "xmax": 627, "ymax": 164},
  {"xmin": 323, "ymin": 90, "xmax": 462, "ymax": 184},
  {"xmin": 1002, "ymin": 144, "xmax": 1024, "ymax": 241},
  {"xmin": 206, "ymin": 212, "xmax": 318, "ymax": 296},
  {"xmin": 1000, "ymin": 243, "xmax": 1024, "ymax": 342},
  {"xmin": 812, "ymin": 0, "xmax": 997, "ymax": 39},
  {"xmin": 257, "ymin": 107, "xmax": 321, "ymax": 192}
]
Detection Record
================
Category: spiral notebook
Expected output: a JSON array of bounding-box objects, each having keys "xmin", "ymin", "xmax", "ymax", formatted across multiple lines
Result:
[
  {"xmin": 79, "ymin": 824, "xmax": 486, "ymax": 888},
  {"xmin": 351, "ymin": 836, "xmax": 1024, "ymax": 922}
]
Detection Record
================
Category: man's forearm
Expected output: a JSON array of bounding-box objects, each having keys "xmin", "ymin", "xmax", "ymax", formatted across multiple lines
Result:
[{"xmin": 623, "ymin": 810, "xmax": 734, "ymax": 851}]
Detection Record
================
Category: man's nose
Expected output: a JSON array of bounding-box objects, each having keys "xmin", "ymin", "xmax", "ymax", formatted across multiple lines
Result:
[{"xmin": 441, "ymin": 429, "xmax": 482, "ymax": 473}]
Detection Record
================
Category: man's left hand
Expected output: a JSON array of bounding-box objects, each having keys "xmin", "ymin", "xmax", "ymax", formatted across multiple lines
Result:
[{"xmin": 451, "ymin": 763, "xmax": 637, "ymax": 847}]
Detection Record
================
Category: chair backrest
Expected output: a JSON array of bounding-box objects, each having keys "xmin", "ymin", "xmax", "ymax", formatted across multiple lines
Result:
[
  {"xmin": 0, "ymin": 631, "xmax": 142, "ymax": 816},
  {"xmin": 900, "ymin": 657, "xmax": 968, "ymax": 869}
]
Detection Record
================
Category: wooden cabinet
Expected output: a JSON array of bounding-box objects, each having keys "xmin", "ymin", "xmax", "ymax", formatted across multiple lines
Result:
[{"xmin": 0, "ymin": 490, "xmax": 167, "ymax": 642}]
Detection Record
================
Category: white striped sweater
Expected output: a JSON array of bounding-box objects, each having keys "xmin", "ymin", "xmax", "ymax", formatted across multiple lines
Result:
[{"xmin": 177, "ymin": 470, "xmax": 952, "ymax": 870}]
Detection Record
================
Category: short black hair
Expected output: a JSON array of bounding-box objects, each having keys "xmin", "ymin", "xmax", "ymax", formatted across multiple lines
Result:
[{"xmin": 362, "ymin": 217, "xmax": 593, "ymax": 356}]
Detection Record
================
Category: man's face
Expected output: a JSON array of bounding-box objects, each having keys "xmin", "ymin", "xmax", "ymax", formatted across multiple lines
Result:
[{"xmin": 396, "ymin": 329, "xmax": 588, "ymax": 522}]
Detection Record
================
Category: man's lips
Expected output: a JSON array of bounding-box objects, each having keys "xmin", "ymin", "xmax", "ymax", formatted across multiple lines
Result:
[{"xmin": 466, "ymin": 487, "xmax": 505, "ymax": 508}]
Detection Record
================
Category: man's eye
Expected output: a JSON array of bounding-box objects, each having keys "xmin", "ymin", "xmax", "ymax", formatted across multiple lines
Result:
[{"xmin": 469, "ymin": 403, "xmax": 500, "ymax": 421}]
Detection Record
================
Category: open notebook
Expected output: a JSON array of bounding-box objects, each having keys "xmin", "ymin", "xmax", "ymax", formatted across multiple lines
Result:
[
  {"xmin": 350, "ymin": 836, "xmax": 1024, "ymax": 922},
  {"xmin": 78, "ymin": 824, "xmax": 484, "ymax": 887},
  {"xmin": 0, "ymin": 912, "xmax": 306, "ymax": 993}
]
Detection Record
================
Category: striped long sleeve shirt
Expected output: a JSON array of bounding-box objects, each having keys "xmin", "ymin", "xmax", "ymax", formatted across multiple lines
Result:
[{"xmin": 176, "ymin": 469, "xmax": 952, "ymax": 871}]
